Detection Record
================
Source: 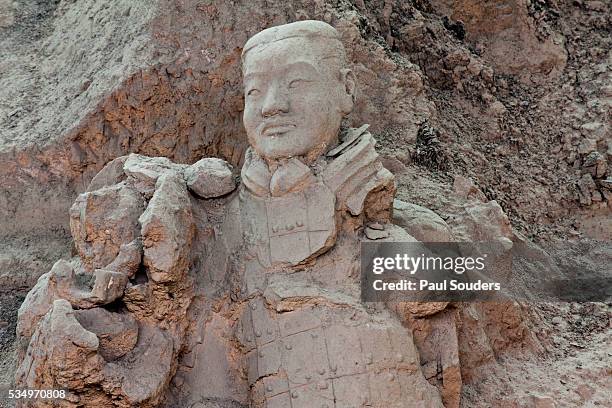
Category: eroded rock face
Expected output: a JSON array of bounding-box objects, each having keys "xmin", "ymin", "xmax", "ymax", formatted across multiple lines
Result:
[
  {"xmin": 430, "ymin": 0, "xmax": 567, "ymax": 83},
  {"xmin": 16, "ymin": 300, "xmax": 105, "ymax": 404},
  {"xmin": 16, "ymin": 259, "xmax": 131, "ymax": 342},
  {"xmin": 102, "ymin": 324, "xmax": 174, "ymax": 406},
  {"xmin": 410, "ymin": 309, "xmax": 461, "ymax": 408},
  {"xmin": 393, "ymin": 199, "xmax": 453, "ymax": 242},
  {"xmin": 15, "ymin": 154, "xmax": 199, "ymax": 407},
  {"xmin": 75, "ymin": 308, "xmax": 138, "ymax": 362},
  {"xmin": 69, "ymin": 182, "xmax": 145, "ymax": 273},
  {"xmin": 140, "ymin": 173, "xmax": 194, "ymax": 283},
  {"xmin": 451, "ymin": 199, "xmax": 514, "ymax": 247},
  {"xmin": 452, "ymin": 175, "xmax": 487, "ymax": 203},
  {"xmin": 123, "ymin": 154, "xmax": 187, "ymax": 199}
]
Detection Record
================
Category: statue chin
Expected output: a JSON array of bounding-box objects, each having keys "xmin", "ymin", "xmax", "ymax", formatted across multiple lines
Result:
[
  {"xmin": 254, "ymin": 141, "xmax": 303, "ymax": 161},
  {"xmin": 250, "ymin": 130, "xmax": 336, "ymax": 162}
]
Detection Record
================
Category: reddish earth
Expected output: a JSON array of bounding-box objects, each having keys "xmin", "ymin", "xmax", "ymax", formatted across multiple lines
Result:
[{"xmin": 0, "ymin": 1, "xmax": 609, "ymax": 407}]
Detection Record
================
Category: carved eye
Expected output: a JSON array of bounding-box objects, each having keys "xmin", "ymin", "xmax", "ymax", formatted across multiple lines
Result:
[
  {"xmin": 247, "ymin": 88, "xmax": 260, "ymax": 97},
  {"xmin": 288, "ymin": 79, "xmax": 307, "ymax": 88}
]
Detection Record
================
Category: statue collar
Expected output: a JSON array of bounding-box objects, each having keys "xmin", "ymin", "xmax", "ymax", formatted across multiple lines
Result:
[{"xmin": 241, "ymin": 125, "xmax": 371, "ymax": 198}]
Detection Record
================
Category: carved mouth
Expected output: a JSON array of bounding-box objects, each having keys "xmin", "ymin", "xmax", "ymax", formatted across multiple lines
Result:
[{"xmin": 262, "ymin": 123, "xmax": 296, "ymax": 136}]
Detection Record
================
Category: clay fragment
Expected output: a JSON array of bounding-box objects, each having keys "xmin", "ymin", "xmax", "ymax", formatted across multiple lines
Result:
[
  {"xmin": 123, "ymin": 153, "xmax": 186, "ymax": 198},
  {"xmin": 185, "ymin": 157, "xmax": 236, "ymax": 198},
  {"xmin": 393, "ymin": 199, "xmax": 453, "ymax": 242},
  {"xmin": 90, "ymin": 269, "xmax": 128, "ymax": 304},
  {"xmin": 140, "ymin": 173, "xmax": 194, "ymax": 283},
  {"xmin": 70, "ymin": 182, "xmax": 144, "ymax": 273},
  {"xmin": 75, "ymin": 308, "xmax": 138, "ymax": 361}
]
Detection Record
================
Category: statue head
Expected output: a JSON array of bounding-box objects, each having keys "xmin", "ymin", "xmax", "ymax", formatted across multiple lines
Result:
[{"xmin": 241, "ymin": 20, "xmax": 356, "ymax": 163}]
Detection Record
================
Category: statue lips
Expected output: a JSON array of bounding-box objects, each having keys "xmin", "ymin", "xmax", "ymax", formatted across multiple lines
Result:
[{"xmin": 261, "ymin": 122, "xmax": 296, "ymax": 137}]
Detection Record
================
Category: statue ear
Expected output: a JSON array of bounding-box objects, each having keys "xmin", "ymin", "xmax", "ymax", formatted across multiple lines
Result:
[{"xmin": 339, "ymin": 68, "xmax": 356, "ymax": 115}]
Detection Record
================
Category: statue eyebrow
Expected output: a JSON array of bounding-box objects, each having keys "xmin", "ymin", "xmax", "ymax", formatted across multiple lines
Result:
[
  {"xmin": 244, "ymin": 62, "xmax": 319, "ymax": 83},
  {"xmin": 283, "ymin": 61, "xmax": 319, "ymax": 74},
  {"xmin": 243, "ymin": 72, "xmax": 263, "ymax": 83}
]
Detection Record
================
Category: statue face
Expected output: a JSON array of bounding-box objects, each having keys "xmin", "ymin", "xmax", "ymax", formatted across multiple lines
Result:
[{"xmin": 243, "ymin": 37, "xmax": 353, "ymax": 162}]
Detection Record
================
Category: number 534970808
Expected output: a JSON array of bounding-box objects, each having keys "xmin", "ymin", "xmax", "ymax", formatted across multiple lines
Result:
[{"xmin": 8, "ymin": 389, "xmax": 66, "ymax": 399}]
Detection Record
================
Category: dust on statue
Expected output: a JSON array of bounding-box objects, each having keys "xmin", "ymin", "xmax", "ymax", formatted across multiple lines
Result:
[{"xmin": 15, "ymin": 21, "xmax": 443, "ymax": 408}]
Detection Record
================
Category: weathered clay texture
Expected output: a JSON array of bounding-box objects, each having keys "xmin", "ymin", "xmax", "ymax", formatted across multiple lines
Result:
[
  {"xmin": 5, "ymin": 1, "xmax": 611, "ymax": 407},
  {"xmin": 15, "ymin": 154, "xmax": 199, "ymax": 407},
  {"xmin": 14, "ymin": 20, "xmax": 447, "ymax": 408}
]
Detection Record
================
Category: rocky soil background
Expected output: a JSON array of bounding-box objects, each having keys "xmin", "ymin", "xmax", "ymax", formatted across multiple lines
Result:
[{"xmin": 0, "ymin": 0, "xmax": 610, "ymax": 407}]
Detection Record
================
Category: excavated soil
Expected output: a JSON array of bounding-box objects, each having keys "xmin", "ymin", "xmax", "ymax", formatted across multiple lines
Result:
[
  {"xmin": 0, "ymin": 292, "xmax": 23, "ymax": 408},
  {"xmin": 0, "ymin": 0, "xmax": 610, "ymax": 407}
]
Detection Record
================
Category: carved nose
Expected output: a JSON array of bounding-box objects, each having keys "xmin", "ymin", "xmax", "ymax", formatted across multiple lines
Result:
[{"xmin": 261, "ymin": 86, "xmax": 289, "ymax": 117}]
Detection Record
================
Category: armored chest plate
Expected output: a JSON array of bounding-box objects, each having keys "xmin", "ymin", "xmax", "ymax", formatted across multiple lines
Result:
[{"xmin": 240, "ymin": 182, "xmax": 336, "ymax": 266}]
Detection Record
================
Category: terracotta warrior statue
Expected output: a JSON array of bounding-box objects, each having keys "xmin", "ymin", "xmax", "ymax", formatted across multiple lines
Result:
[
  {"xmin": 14, "ymin": 20, "xmax": 443, "ymax": 408},
  {"xmin": 182, "ymin": 20, "xmax": 443, "ymax": 408}
]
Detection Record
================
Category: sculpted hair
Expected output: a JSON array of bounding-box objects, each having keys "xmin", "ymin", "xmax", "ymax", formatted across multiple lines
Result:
[{"xmin": 241, "ymin": 20, "xmax": 347, "ymax": 75}]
